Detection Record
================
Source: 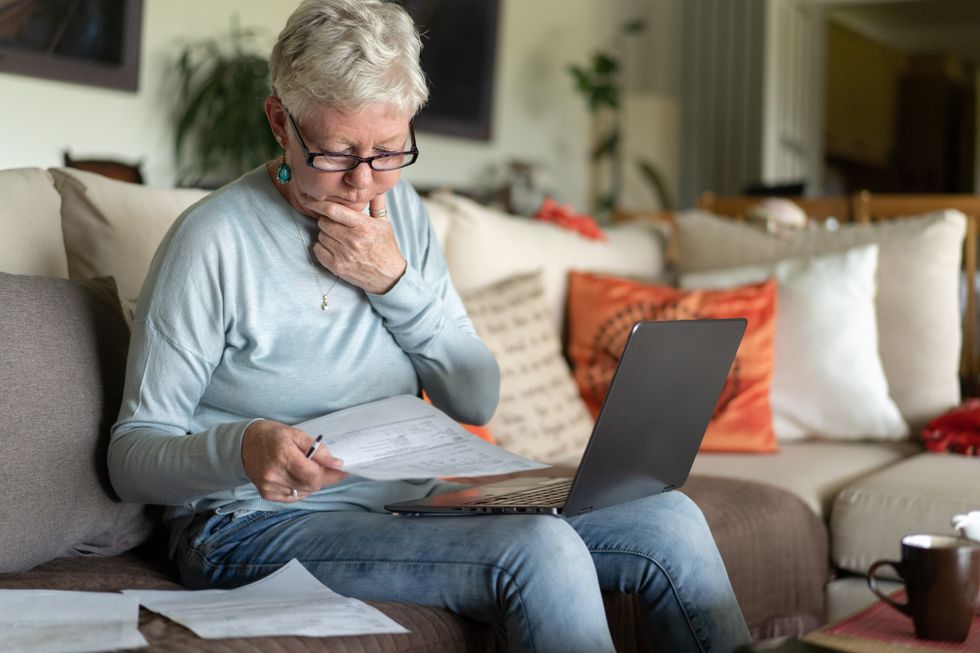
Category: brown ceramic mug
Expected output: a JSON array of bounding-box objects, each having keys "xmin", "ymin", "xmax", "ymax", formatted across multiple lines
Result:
[{"xmin": 867, "ymin": 534, "xmax": 980, "ymax": 642}]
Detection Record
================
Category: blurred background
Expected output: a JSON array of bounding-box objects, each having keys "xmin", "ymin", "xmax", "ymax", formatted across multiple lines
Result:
[{"xmin": 0, "ymin": 0, "xmax": 978, "ymax": 215}]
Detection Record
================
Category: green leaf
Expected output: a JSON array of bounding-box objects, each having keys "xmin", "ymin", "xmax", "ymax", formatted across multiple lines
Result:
[
  {"xmin": 622, "ymin": 18, "xmax": 647, "ymax": 34},
  {"xmin": 592, "ymin": 128, "xmax": 620, "ymax": 160},
  {"xmin": 589, "ymin": 84, "xmax": 618, "ymax": 110},
  {"xmin": 593, "ymin": 52, "xmax": 617, "ymax": 75},
  {"xmin": 597, "ymin": 192, "xmax": 617, "ymax": 216},
  {"xmin": 171, "ymin": 15, "xmax": 275, "ymax": 184},
  {"xmin": 568, "ymin": 65, "xmax": 594, "ymax": 94},
  {"xmin": 636, "ymin": 158, "xmax": 673, "ymax": 210}
]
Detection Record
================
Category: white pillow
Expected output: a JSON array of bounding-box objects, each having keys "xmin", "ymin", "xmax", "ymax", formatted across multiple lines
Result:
[
  {"xmin": 50, "ymin": 168, "xmax": 209, "ymax": 318},
  {"xmin": 681, "ymin": 245, "xmax": 909, "ymax": 441},
  {"xmin": 676, "ymin": 210, "xmax": 965, "ymax": 431},
  {"xmin": 431, "ymin": 192, "xmax": 668, "ymax": 334},
  {"xmin": 461, "ymin": 270, "xmax": 593, "ymax": 464}
]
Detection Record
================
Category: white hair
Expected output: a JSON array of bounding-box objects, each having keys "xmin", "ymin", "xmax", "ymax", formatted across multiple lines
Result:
[{"xmin": 270, "ymin": 0, "xmax": 428, "ymax": 119}]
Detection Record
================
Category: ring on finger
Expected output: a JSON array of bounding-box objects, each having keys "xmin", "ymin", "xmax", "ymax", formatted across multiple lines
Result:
[
  {"xmin": 370, "ymin": 208, "xmax": 388, "ymax": 218},
  {"xmin": 291, "ymin": 488, "xmax": 299, "ymax": 499}
]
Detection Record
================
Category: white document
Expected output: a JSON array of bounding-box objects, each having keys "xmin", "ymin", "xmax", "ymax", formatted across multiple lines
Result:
[
  {"xmin": 123, "ymin": 559, "xmax": 407, "ymax": 639},
  {"xmin": 0, "ymin": 590, "xmax": 147, "ymax": 653},
  {"xmin": 295, "ymin": 394, "xmax": 550, "ymax": 480}
]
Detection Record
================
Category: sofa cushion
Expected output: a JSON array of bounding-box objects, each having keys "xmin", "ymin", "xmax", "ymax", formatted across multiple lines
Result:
[
  {"xmin": 0, "ymin": 167, "xmax": 69, "ymax": 278},
  {"xmin": 681, "ymin": 245, "xmax": 908, "ymax": 441},
  {"xmin": 431, "ymin": 191, "xmax": 668, "ymax": 333},
  {"xmin": 0, "ymin": 552, "xmax": 506, "ymax": 652},
  {"xmin": 567, "ymin": 271, "xmax": 778, "ymax": 453},
  {"xmin": 676, "ymin": 210, "xmax": 966, "ymax": 432},
  {"xmin": 685, "ymin": 476, "xmax": 829, "ymax": 640},
  {"xmin": 0, "ymin": 273, "xmax": 156, "ymax": 573},
  {"xmin": 691, "ymin": 440, "xmax": 921, "ymax": 518},
  {"xmin": 420, "ymin": 195, "xmax": 454, "ymax": 248},
  {"xmin": 50, "ymin": 168, "xmax": 209, "ymax": 318},
  {"xmin": 831, "ymin": 452, "xmax": 980, "ymax": 578},
  {"xmin": 461, "ymin": 271, "xmax": 593, "ymax": 464}
]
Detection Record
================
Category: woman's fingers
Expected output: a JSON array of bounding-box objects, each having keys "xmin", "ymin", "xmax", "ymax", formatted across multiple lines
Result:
[
  {"xmin": 369, "ymin": 194, "xmax": 388, "ymax": 219},
  {"xmin": 242, "ymin": 420, "xmax": 347, "ymax": 502},
  {"xmin": 312, "ymin": 200, "xmax": 406, "ymax": 294}
]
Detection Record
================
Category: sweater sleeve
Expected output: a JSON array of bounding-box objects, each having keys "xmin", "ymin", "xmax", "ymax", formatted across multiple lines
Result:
[
  {"xmin": 108, "ymin": 321, "xmax": 256, "ymax": 505},
  {"xmin": 367, "ymin": 186, "xmax": 500, "ymax": 426},
  {"xmin": 108, "ymin": 213, "xmax": 252, "ymax": 505}
]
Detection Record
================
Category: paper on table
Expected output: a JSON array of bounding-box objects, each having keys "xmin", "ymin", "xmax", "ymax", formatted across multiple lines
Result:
[
  {"xmin": 123, "ymin": 559, "xmax": 407, "ymax": 639},
  {"xmin": 0, "ymin": 590, "xmax": 147, "ymax": 653},
  {"xmin": 294, "ymin": 395, "xmax": 550, "ymax": 480}
]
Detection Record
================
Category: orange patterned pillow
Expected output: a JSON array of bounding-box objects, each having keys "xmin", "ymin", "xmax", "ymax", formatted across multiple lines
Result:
[{"xmin": 566, "ymin": 271, "xmax": 778, "ymax": 453}]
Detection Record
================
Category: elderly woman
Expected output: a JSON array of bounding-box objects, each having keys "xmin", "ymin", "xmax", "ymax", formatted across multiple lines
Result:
[{"xmin": 109, "ymin": 1, "xmax": 750, "ymax": 651}]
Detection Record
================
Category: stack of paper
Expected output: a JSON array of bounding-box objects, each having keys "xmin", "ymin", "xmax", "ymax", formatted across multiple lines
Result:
[
  {"xmin": 123, "ymin": 559, "xmax": 408, "ymax": 639},
  {"xmin": 0, "ymin": 590, "xmax": 147, "ymax": 653},
  {"xmin": 294, "ymin": 394, "xmax": 550, "ymax": 480}
]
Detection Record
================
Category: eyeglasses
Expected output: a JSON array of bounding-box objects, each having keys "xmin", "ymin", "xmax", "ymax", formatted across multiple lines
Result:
[{"xmin": 285, "ymin": 109, "xmax": 419, "ymax": 172}]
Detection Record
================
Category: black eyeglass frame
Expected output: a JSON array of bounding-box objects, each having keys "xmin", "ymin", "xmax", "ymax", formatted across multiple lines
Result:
[{"xmin": 285, "ymin": 109, "xmax": 419, "ymax": 173}]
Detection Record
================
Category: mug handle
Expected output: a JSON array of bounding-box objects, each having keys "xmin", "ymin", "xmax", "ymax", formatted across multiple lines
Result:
[{"xmin": 867, "ymin": 560, "xmax": 911, "ymax": 616}]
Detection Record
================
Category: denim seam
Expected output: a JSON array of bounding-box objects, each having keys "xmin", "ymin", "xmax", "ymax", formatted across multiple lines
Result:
[
  {"xmin": 590, "ymin": 547, "xmax": 708, "ymax": 653},
  {"xmin": 191, "ymin": 555, "xmax": 538, "ymax": 653}
]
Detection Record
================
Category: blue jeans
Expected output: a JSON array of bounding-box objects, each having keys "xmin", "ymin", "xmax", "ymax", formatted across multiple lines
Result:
[{"xmin": 174, "ymin": 491, "xmax": 750, "ymax": 653}]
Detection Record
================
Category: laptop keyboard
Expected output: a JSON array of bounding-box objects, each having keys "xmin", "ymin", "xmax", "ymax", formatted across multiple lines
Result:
[{"xmin": 467, "ymin": 479, "xmax": 573, "ymax": 507}]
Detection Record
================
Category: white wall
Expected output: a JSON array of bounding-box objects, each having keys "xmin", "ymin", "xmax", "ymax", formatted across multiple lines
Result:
[
  {"xmin": 0, "ymin": 1, "xmax": 297, "ymax": 187},
  {"xmin": 0, "ymin": 0, "xmax": 679, "ymax": 211},
  {"xmin": 404, "ymin": 0, "xmax": 613, "ymax": 209}
]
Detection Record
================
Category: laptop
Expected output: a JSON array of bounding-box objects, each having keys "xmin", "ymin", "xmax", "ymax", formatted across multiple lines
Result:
[{"xmin": 385, "ymin": 318, "xmax": 746, "ymax": 518}]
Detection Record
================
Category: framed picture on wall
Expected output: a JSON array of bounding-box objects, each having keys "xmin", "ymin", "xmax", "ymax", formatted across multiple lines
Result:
[
  {"xmin": 399, "ymin": 0, "xmax": 500, "ymax": 141},
  {"xmin": 0, "ymin": 0, "xmax": 143, "ymax": 92}
]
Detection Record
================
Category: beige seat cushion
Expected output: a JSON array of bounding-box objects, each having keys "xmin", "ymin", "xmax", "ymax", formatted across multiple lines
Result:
[
  {"xmin": 51, "ymin": 168, "xmax": 209, "ymax": 317},
  {"xmin": 432, "ymin": 192, "xmax": 668, "ymax": 333},
  {"xmin": 831, "ymin": 452, "xmax": 980, "ymax": 578},
  {"xmin": 691, "ymin": 440, "xmax": 920, "ymax": 518},
  {"xmin": 0, "ymin": 168, "xmax": 68, "ymax": 277},
  {"xmin": 676, "ymin": 210, "xmax": 966, "ymax": 432}
]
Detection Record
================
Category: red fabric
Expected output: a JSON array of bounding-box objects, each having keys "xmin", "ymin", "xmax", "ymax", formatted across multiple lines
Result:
[
  {"xmin": 826, "ymin": 589, "xmax": 980, "ymax": 650},
  {"xmin": 533, "ymin": 197, "xmax": 606, "ymax": 241},
  {"xmin": 921, "ymin": 399, "xmax": 980, "ymax": 456}
]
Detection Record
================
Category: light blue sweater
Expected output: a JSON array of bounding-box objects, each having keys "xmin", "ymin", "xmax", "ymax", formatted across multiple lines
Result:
[{"xmin": 108, "ymin": 167, "xmax": 499, "ymax": 525}]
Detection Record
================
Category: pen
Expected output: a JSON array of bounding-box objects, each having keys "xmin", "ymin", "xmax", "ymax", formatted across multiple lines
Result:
[{"xmin": 305, "ymin": 434, "xmax": 323, "ymax": 459}]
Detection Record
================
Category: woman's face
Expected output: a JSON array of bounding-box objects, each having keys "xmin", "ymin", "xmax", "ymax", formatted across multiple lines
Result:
[{"xmin": 266, "ymin": 99, "xmax": 410, "ymax": 218}]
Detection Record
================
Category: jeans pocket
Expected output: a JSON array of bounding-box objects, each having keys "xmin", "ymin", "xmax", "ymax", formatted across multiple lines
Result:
[{"xmin": 190, "ymin": 510, "xmax": 269, "ymax": 554}]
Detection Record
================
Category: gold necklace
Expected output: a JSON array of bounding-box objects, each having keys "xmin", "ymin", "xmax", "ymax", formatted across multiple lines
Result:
[{"xmin": 290, "ymin": 213, "xmax": 339, "ymax": 310}]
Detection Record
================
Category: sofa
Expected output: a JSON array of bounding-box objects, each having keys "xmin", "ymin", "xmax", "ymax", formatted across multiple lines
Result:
[{"xmin": 0, "ymin": 165, "xmax": 976, "ymax": 651}]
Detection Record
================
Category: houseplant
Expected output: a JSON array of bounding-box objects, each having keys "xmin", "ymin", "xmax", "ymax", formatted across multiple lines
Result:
[
  {"xmin": 569, "ymin": 18, "xmax": 672, "ymax": 218},
  {"xmin": 172, "ymin": 19, "xmax": 278, "ymax": 187}
]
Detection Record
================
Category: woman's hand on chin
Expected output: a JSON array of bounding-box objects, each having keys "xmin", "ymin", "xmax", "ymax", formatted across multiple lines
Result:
[
  {"xmin": 241, "ymin": 419, "xmax": 347, "ymax": 503},
  {"xmin": 312, "ymin": 194, "xmax": 407, "ymax": 294}
]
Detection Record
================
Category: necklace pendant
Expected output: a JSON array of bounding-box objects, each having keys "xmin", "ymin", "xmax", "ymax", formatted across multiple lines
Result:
[{"xmin": 321, "ymin": 295, "xmax": 329, "ymax": 310}]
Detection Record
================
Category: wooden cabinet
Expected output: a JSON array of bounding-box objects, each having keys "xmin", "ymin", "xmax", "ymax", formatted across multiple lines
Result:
[{"xmin": 824, "ymin": 20, "xmax": 906, "ymax": 167}]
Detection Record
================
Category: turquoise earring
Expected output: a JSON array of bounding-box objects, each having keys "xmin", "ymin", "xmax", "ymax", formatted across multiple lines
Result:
[{"xmin": 276, "ymin": 151, "xmax": 292, "ymax": 184}]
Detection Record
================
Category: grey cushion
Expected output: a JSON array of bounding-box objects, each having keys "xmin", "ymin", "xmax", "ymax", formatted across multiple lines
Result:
[
  {"xmin": 831, "ymin": 452, "xmax": 980, "ymax": 578},
  {"xmin": 692, "ymin": 440, "xmax": 920, "ymax": 518},
  {"xmin": 0, "ymin": 273, "xmax": 155, "ymax": 573}
]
